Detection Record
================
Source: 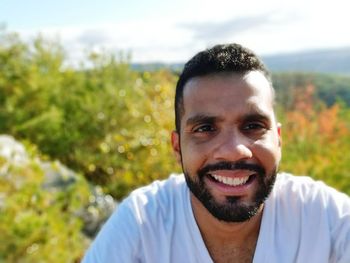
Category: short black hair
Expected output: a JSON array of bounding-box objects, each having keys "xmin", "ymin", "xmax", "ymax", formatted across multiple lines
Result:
[{"xmin": 175, "ymin": 43, "xmax": 271, "ymax": 132}]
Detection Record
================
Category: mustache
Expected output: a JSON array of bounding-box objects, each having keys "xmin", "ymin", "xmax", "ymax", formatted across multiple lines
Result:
[{"xmin": 198, "ymin": 161, "xmax": 265, "ymax": 178}]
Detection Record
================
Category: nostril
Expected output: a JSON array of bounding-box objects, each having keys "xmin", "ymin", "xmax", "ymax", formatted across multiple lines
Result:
[{"xmin": 213, "ymin": 142, "xmax": 253, "ymax": 161}]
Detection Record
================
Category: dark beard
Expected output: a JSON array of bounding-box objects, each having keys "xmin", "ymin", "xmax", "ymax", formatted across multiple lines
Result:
[{"xmin": 184, "ymin": 161, "xmax": 277, "ymax": 222}]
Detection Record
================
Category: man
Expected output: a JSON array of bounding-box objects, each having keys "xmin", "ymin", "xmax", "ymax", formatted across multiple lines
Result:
[{"xmin": 83, "ymin": 44, "xmax": 350, "ymax": 263}]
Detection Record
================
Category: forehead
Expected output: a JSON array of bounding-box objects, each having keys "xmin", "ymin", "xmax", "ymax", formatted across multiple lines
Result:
[{"xmin": 182, "ymin": 71, "xmax": 274, "ymax": 120}]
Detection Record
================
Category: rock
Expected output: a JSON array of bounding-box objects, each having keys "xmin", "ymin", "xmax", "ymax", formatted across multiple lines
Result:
[{"xmin": 0, "ymin": 135, "xmax": 28, "ymax": 164}]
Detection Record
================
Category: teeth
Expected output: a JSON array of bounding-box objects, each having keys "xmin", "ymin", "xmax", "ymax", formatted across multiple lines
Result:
[{"xmin": 211, "ymin": 174, "xmax": 250, "ymax": 186}]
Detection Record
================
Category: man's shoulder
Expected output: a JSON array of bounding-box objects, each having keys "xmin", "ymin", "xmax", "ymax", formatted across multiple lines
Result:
[
  {"xmin": 272, "ymin": 172, "xmax": 350, "ymax": 211},
  {"xmin": 129, "ymin": 173, "xmax": 186, "ymax": 199},
  {"xmin": 120, "ymin": 174, "xmax": 188, "ymax": 217},
  {"xmin": 275, "ymin": 172, "xmax": 347, "ymax": 194},
  {"xmin": 259, "ymin": 173, "xmax": 350, "ymax": 262}
]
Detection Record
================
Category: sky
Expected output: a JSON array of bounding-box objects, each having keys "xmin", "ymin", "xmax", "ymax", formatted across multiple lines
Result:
[{"xmin": 1, "ymin": 0, "xmax": 350, "ymax": 63}]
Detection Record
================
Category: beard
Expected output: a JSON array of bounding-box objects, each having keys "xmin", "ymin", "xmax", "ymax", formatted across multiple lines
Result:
[{"xmin": 184, "ymin": 161, "xmax": 277, "ymax": 223}]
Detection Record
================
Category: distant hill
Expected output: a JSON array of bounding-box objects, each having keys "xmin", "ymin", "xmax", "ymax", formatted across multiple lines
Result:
[
  {"xmin": 131, "ymin": 62, "xmax": 183, "ymax": 73},
  {"xmin": 132, "ymin": 47, "xmax": 350, "ymax": 75},
  {"xmin": 263, "ymin": 47, "xmax": 350, "ymax": 75}
]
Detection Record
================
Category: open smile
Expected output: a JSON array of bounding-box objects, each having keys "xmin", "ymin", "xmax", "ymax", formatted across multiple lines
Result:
[
  {"xmin": 205, "ymin": 171, "xmax": 257, "ymax": 195},
  {"xmin": 210, "ymin": 173, "xmax": 253, "ymax": 186}
]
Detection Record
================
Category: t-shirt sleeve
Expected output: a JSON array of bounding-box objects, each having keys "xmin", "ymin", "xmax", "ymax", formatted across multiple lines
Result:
[
  {"xmin": 81, "ymin": 199, "xmax": 141, "ymax": 263},
  {"xmin": 327, "ymin": 189, "xmax": 350, "ymax": 263}
]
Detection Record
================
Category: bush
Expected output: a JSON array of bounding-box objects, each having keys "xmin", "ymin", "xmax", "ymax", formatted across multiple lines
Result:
[
  {"xmin": 0, "ymin": 30, "xmax": 180, "ymax": 199},
  {"xmin": 0, "ymin": 137, "xmax": 91, "ymax": 262}
]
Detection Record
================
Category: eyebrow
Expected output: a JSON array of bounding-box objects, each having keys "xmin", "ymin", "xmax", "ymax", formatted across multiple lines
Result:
[
  {"xmin": 243, "ymin": 101, "xmax": 273, "ymax": 121},
  {"xmin": 185, "ymin": 111, "xmax": 272, "ymax": 128},
  {"xmin": 240, "ymin": 113, "xmax": 271, "ymax": 124}
]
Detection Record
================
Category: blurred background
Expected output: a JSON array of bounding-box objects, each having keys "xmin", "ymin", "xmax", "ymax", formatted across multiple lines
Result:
[{"xmin": 1, "ymin": 0, "xmax": 350, "ymax": 262}]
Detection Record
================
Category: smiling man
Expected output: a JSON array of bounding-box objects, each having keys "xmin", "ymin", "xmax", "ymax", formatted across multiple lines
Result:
[{"xmin": 83, "ymin": 44, "xmax": 350, "ymax": 263}]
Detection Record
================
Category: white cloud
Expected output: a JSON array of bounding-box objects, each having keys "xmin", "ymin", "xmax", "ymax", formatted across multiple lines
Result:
[{"xmin": 8, "ymin": 0, "xmax": 350, "ymax": 63}]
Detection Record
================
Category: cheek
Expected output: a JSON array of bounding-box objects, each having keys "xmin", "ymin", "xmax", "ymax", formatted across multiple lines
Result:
[
  {"xmin": 252, "ymin": 137, "xmax": 281, "ymax": 169},
  {"xmin": 180, "ymin": 140, "xmax": 211, "ymax": 172}
]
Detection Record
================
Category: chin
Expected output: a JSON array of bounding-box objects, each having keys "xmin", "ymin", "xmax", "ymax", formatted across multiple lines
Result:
[{"xmin": 184, "ymin": 168, "xmax": 277, "ymax": 222}]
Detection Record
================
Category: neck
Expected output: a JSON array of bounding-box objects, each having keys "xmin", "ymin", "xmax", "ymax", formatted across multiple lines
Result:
[{"xmin": 190, "ymin": 193, "xmax": 263, "ymax": 247}]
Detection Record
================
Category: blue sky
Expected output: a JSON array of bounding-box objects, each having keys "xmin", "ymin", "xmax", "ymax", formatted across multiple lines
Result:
[{"xmin": 1, "ymin": 0, "xmax": 350, "ymax": 63}]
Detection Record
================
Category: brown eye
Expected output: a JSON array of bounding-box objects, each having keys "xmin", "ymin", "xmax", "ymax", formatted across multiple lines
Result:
[
  {"xmin": 242, "ymin": 122, "xmax": 266, "ymax": 131},
  {"xmin": 243, "ymin": 123, "xmax": 264, "ymax": 130},
  {"xmin": 193, "ymin": 124, "xmax": 215, "ymax": 133}
]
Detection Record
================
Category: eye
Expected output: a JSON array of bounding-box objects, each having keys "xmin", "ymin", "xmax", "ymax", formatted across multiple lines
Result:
[
  {"xmin": 193, "ymin": 124, "xmax": 216, "ymax": 133},
  {"xmin": 242, "ymin": 122, "xmax": 266, "ymax": 131}
]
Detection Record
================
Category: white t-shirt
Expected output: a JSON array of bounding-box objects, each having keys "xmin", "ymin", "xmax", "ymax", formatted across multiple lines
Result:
[{"xmin": 82, "ymin": 173, "xmax": 350, "ymax": 263}]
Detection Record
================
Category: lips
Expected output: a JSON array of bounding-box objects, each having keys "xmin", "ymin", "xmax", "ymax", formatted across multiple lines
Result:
[{"xmin": 197, "ymin": 162, "xmax": 264, "ymax": 195}]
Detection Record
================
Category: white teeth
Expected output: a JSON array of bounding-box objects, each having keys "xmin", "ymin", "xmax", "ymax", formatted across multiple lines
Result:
[{"xmin": 211, "ymin": 174, "xmax": 250, "ymax": 186}]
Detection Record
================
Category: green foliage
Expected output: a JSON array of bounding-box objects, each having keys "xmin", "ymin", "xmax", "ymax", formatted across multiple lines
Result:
[
  {"xmin": 273, "ymin": 72, "xmax": 350, "ymax": 109},
  {"xmin": 0, "ymin": 142, "xmax": 91, "ymax": 262},
  {"xmin": 277, "ymin": 85, "xmax": 350, "ymax": 195},
  {"xmin": 0, "ymin": 29, "xmax": 180, "ymax": 200}
]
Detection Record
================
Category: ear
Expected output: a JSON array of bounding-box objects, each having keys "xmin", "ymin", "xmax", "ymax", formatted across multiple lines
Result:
[
  {"xmin": 171, "ymin": 131, "xmax": 182, "ymax": 165},
  {"xmin": 277, "ymin": 122, "xmax": 282, "ymax": 147}
]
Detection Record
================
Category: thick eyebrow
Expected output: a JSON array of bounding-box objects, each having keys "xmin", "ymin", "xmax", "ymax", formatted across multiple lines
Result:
[
  {"xmin": 243, "ymin": 103, "xmax": 273, "ymax": 123},
  {"xmin": 185, "ymin": 114, "xmax": 222, "ymax": 127},
  {"xmin": 185, "ymin": 108, "xmax": 273, "ymax": 128},
  {"xmin": 240, "ymin": 113, "xmax": 271, "ymax": 124}
]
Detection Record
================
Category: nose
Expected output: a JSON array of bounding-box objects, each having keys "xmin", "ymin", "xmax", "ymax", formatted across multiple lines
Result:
[{"xmin": 212, "ymin": 131, "xmax": 253, "ymax": 162}]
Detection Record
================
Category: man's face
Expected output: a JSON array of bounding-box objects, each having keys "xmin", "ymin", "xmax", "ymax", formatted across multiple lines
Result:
[{"xmin": 172, "ymin": 71, "xmax": 282, "ymax": 222}]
